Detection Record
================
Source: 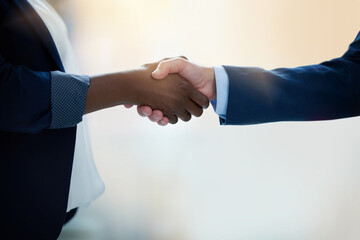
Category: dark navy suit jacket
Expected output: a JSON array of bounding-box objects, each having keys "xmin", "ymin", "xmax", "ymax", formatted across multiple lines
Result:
[
  {"xmin": 222, "ymin": 32, "xmax": 360, "ymax": 125},
  {"xmin": 0, "ymin": 0, "xmax": 76, "ymax": 239}
]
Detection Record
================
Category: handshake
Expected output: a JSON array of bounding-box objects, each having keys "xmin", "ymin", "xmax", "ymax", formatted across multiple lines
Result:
[
  {"xmin": 86, "ymin": 57, "xmax": 216, "ymax": 126},
  {"xmin": 130, "ymin": 57, "xmax": 216, "ymax": 126}
]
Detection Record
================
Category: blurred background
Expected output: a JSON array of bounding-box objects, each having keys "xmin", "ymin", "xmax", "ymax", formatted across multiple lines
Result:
[{"xmin": 50, "ymin": 0, "xmax": 360, "ymax": 239}]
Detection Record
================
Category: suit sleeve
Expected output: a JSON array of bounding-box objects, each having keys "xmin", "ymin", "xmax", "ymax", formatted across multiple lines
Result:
[
  {"xmin": 0, "ymin": 53, "xmax": 90, "ymax": 134},
  {"xmin": 221, "ymin": 32, "xmax": 360, "ymax": 125}
]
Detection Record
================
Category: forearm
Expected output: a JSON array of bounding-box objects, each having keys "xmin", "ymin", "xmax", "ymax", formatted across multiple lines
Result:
[
  {"xmin": 0, "ymin": 57, "xmax": 207, "ymax": 133},
  {"xmin": 85, "ymin": 70, "xmax": 137, "ymax": 114},
  {"xmin": 221, "ymin": 32, "xmax": 360, "ymax": 125},
  {"xmin": 223, "ymin": 57, "xmax": 360, "ymax": 125}
]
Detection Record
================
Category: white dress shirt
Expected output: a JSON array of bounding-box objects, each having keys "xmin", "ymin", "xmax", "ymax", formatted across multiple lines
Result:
[{"xmin": 27, "ymin": 0, "xmax": 105, "ymax": 212}]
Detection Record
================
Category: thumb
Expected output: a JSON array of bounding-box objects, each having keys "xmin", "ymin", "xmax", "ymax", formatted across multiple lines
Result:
[
  {"xmin": 152, "ymin": 62, "xmax": 169, "ymax": 79},
  {"xmin": 152, "ymin": 58, "xmax": 187, "ymax": 80}
]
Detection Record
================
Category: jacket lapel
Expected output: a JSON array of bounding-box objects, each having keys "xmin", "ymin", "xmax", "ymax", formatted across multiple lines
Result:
[{"xmin": 13, "ymin": 0, "xmax": 65, "ymax": 72}]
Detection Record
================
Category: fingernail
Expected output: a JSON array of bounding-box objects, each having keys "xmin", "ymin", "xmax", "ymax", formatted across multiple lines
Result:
[
  {"xmin": 152, "ymin": 69, "xmax": 159, "ymax": 76},
  {"xmin": 142, "ymin": 110, "xmax": 149, "ymax": 117}
]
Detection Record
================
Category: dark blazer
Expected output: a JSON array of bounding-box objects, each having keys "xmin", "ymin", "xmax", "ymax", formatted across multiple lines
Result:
[
  {"xmin": 222, "ymin": 32, "xmax": 360, "ymax": 125},
  {"xmin": 0, "ymin": 0, "xmax": 76, "ymax": 239}
]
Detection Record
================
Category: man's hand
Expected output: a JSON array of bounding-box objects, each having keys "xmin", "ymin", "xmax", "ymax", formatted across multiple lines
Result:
[
  {"xmin": 134, "ymin": 57, "xmax": 216, "ymax": 126},
  {"xmin": 153, "ymin": 58, "xmax": 216, "ymax": 100}
]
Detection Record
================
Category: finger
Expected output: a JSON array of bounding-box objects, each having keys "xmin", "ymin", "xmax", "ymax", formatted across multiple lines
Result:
[
  {"xmin": 189, "ymin": 87, "xmax": 210, "ymax": 109},
  {"xmin": 148, "ymin": 116, "xmax": 157, "ymax": 122},
  {"xmin": 124, "ymin": 104, "xmax": 133, "ymax": 109},
  {"xmin": 152, "ymin": 58, "xmax": 187, "ymax": 79},
  {"xmin": 177, "ymin": 111, "xmax": 192, "ymax": 122},
  {"xmin": 157, "ymin": 117, "xmax": 169, "ymax": 126},
  {"xmin": 167, "ymin": 115, "xmax": 178, "ymax": 124},
  {"xmin": 185, "ymin": 98, "xmax": 204, "ymax": 117},
  {"xmin": 148, "ymin": 115, "xmax": 159, "ymax": 122},
  {"xmin": 157, "ymin": 121, "xmax": 166, "ymax": 126},
  {"xmin": 137, "ymin": 106, "xmax": 152, "ymax": 117},
  {"xmin": 148, "ymin": 110, "xmax": 163, "ymax": 122}
]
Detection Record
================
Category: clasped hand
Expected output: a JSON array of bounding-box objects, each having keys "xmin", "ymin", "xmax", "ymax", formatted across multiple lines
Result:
[{"xmin": 126, "ymin": 57, "xmax": 216, "ymax": 126}]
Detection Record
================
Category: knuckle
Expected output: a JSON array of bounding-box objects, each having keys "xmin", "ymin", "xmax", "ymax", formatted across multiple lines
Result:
[
  {"xmin": 175, "ymin": 58, "xmax": 185, "ymax": 64},
  {"xmin": 158, "ymin": 61, "xmax": 168, "ymax": 68},
  {"xmin": 172, "ymin": 97, "xmax": 186, "ymax": 109},
  {"xmin": 178, "ymin": 80, "xmax": 190, "ymax": 92},
  {"xmin": 157, "ymin": 62, "xmax": 164, "ymax": 68}
]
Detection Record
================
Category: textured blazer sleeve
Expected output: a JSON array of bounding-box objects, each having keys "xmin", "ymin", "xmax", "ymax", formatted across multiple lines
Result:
[
  {"xmin": 221, "ymin": 32, "xmax": 360, "ymax": 125},
  {"xmin": 0, "ymin": 0, "xmax": 90, "ymax": 134},
  {"xmin": 0, "ymin": 54, "xmax": 90, "ymax": 134}
]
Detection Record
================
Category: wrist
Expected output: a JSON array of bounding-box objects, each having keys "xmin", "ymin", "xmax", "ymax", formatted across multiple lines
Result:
[{"xmin": 204, "ymin": 67, "xmax": 216, "ymax": 100}]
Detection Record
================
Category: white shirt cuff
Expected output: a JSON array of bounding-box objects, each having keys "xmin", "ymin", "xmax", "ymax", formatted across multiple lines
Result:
[{"xmin": 211, "ymin": 66, "xmax": 229, "ymax": 118}]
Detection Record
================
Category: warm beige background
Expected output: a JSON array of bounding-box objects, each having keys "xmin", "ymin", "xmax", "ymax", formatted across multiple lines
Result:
[{"xmin": 57, "ymin": 0, "xmax": 360, "ymax": 239}]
